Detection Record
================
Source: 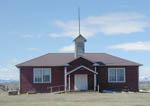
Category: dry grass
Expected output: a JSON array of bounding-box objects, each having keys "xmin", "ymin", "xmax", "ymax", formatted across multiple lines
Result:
[
  {"xmin": 140, "ymin": 84, "xmax": 150, "ymax": 91},
  {"xmin": 0, "ymin": 92, "xmax": 150, "ymax": 106}
]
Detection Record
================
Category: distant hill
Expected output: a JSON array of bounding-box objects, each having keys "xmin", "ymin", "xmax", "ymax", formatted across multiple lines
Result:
[
  {"xmin": 140, "ymin": 76, "xmax": 150, "ymax": 84},
  {"xmin": 0, "ymin": 79, "xmax": 19, "ymax": 91},
  {"xmin": 0, "ymin": 79, "xmax": 19, "ymax": 84}
]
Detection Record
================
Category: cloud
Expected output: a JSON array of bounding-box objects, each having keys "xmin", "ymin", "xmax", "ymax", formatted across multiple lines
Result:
[
  {"xmin": 108, "ymin": 41, "xmax": 150, "ymax": 51},
  {"xmin": 10, "ymin": 32, "xmax": 44, "ymax": 38},
  {"xmin": 11, "ymin": 58, "xmax": 20, "ymax": 63},
  {"xmin": 49, "ymin": 12, "xmax": 150, "ymax": 38},
  {"xmin": 0, "ymin": 65, "xmax": 19, "ymax": 80},
  {"xmin": 27, "ymin": 48, "xmax": 40, "ymax": 52},
  {"xmin": 140, "ymin": 66, "xmax": 150, "ymax": 78},
  {"xmin": 20, "ymin": 34, "xmax": 44, "ymax": 38},
  {"xmin": 21, "ymin": 34, "xmax": 34, "ymax": 38},
  {"xmin": 59, "ymin": 44, "xmax": 75, "ymax": 52}
]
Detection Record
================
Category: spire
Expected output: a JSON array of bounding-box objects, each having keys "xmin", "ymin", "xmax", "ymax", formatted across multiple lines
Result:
[
  {"xmin": 74, "ymin": 6, "xmax": 86, "ymax": 42},
  {"xmin": 78, "ymin": 7, "xmax": 80, "ymax": 35}
]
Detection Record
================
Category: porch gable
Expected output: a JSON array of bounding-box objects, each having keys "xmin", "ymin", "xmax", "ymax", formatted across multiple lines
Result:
[{"xmin": 67, "ymin": 65, "xmax": 98, "ymax": 75}]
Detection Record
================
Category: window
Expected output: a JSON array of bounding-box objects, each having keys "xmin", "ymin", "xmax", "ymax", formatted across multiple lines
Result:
[
  {"xmin": 108, "ymin": 68, "xmax": 125, "ymax": 83},
  {"xmin": 34, "ymin": 68, "xmax": 42, "ymax": 83},
  {"xmin": 43, "ymin": 69, "xmax": 51, "ymax": 82},
  {"xmin": 77, "ymin": 42, "xmax": 84, "ymax": 51},
  {"xmin": 117, "ymin": 68, "xmax": 125, "ymax": 82},
  {"xmin": 34, "ymin": 68, "xmax": 51, "ymax": 83},
  {"xmin": 108, "ymin": 68, "xmax": 116, "ymax": 82}
]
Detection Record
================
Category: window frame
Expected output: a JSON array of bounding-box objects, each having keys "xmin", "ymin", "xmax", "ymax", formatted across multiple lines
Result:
[
  {"xmin": 33, "ymin": 68, "xmax": 51, "ymax": 83},
  {"xmin": 108, "ymin": 68, "xmax": 126, "ymax": 83}
]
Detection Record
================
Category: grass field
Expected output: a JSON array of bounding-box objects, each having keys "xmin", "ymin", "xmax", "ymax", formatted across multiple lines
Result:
[
  {"xmin": 0, "ymin": 84, "xmax": 150, "ymax": 106},
  {"xmin": 140, "ymin": 84, "xmax": 150, "ymax": 91},
  {"xmin": 0, "ymin": 92, "xmax": 150, "ymax": 106}
]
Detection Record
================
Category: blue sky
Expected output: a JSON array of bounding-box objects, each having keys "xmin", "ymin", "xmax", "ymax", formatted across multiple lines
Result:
[{"xmin": 0, "ymin": 0, "xmax": 150, "ymax": 80}]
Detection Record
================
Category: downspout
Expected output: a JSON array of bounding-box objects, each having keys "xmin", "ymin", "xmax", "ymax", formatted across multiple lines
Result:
[{"xmin": 94, "ymin": 66, "xmax": 97, "ymax": 91}]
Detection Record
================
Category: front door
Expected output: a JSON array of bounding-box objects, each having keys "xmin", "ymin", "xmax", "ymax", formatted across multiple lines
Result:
[{"xmin": 75, "ymin": 74, "xmax": 88, "ymax": 91}]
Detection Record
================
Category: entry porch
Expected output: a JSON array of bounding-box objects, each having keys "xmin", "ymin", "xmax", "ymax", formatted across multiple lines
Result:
[{"xmin": 64, "ymin": 65, "xmax": 98, "ymax": 91}]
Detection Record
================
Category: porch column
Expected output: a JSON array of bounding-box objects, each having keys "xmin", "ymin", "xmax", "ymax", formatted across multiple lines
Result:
[
  {"xmin": 64, "ymin": 67, "xmax": 67, "ymax": 92},
  {"xmin": 69, "ymin": 75, "xmax": 70, "ymax": 91},
  {"xmin": 93, "ymin": 63, "xmax": 99, "ymax": 91},
  {"xmin": 64, "ymin": 64, "xmax": 69, "ymax": 92},
  {"xmin": 94, "ymin": 66, "xmax": 97, "ymax": 91}
]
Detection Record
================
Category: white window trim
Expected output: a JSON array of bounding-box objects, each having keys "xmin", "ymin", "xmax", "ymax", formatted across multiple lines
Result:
[
  {"xmin": 33, "ymin": 68, "xmax": 51, "ymax": 83},
  {"xmin": 108, "ymin": 68, "xmax": 126, "ymax": 83}
]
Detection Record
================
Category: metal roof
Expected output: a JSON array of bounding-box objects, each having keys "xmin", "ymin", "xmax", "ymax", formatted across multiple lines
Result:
[{"xmin": 16, "ymin": 53, "xmax": 141, "ymax": 67}]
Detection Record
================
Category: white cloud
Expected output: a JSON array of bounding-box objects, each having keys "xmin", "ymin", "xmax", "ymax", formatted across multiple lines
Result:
[
  {"xmin": 11, "ymin": 58, "xmax": 20, "ymax": 63},
  {"xmin": 59, "ymin": 44, "xmax": 75, "ymax": 52},
  {"xmin": 27, "ymin": 48, "xmax": 40, "ymax": 52},
  {"xmin": 0, "ymin": 58, "xmax": 21, "ymax": 80},
  {"xmin": 140, "ymin": 66, "xmax": 150, "ymax": 78},
  {"xmin": 49, "ymin": 12, "xmax": 150, "ymax": 38},
  {"xmin": 11, "ymin": 32, "xmax": 44, "ymax": 38},
  {"xmin": 21, "ymin": 34, "xmax": 34, "ymax": 38},
  {"xmin": 20, "ymin": 34, "xmax": 44, "ymax": 38},
  {"xmin": 0, "ymin": 65, "xmax": 19, "ymax": 80},
  {"xmin": 109, "ymin": 41, "xmax": 150, "ymax": 51}
]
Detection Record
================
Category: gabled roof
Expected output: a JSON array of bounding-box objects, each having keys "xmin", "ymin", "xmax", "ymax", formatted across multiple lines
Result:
[
  {"xmin": 73, "ymin": 34, "xmax": 86, "ymax": 42},
  {"xmin": 16, "ymin": 53, "xmax": 142, "ymax": 67}
]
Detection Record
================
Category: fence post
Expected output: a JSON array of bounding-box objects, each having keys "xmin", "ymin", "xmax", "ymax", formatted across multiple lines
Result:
[
  {"xmin": 97, "ymin": 85, "xmax": 99, "ymax": 92},
  {"xmin": 59, "ymin": 87, "xmax": 60, "ymax": 92},
  {"xmin": 50, "ymin": 87, "xmax": 52, "ymax": 93}
]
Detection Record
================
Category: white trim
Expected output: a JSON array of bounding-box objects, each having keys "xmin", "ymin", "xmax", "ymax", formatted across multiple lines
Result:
[
  {"xmin": 67, "ymin": 65, "xmax": 98, "ymax": 75},
  {"xmin": 64, "ymin": 67, "xmax": 67, "ymax": 92},
  {"xmin": 108, "ymin": 68, "xmax": 126, "ymax": 83},
  {"xmin": 69, "ymin": 75, "xmax": 70, "ymax": 91},
  {"xmin": 33, "ymin": 68, "xmax": 51, "ymax": 83},
  {"xmin": 137, "ymin": 66, "xmax": 139, "ymax": 91},
  {"xmin": 19, "ymin": 68, "xmax": 21, "ymax": 92}
]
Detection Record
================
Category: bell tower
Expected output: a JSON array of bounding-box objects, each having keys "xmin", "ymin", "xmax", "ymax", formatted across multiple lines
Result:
[
  {"xmin": 74, "ymin": 7, "xmax": 86, "ymax": 58},
  {"xmin": 74, "ymin": 34, "xmax": 86, "ymax": 58}
]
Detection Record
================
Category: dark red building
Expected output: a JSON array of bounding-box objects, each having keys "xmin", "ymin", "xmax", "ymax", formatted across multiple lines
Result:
[{"xmin": 16, "ymin": 35, "xmax": 141, "ymax": 93}]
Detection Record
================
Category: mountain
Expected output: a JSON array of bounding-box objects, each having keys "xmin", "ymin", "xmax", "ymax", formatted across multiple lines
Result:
[{"xmin": 0, "ymin": 79, "xmax": 19, "ymax": 84}]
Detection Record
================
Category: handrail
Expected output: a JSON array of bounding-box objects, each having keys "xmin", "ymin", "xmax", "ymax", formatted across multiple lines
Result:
[
  {"xmin": 0, "ymin": 84, "xmax": 7, "ymax": 91},
  {"xmin": 48, "ymin": 85, "xmax": 65, "ymax": 93}
]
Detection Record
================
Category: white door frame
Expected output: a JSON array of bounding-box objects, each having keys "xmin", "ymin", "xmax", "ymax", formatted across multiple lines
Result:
[{"xmin": 74, "ymin": 74, "xmax": 88, "ymax": 91}]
